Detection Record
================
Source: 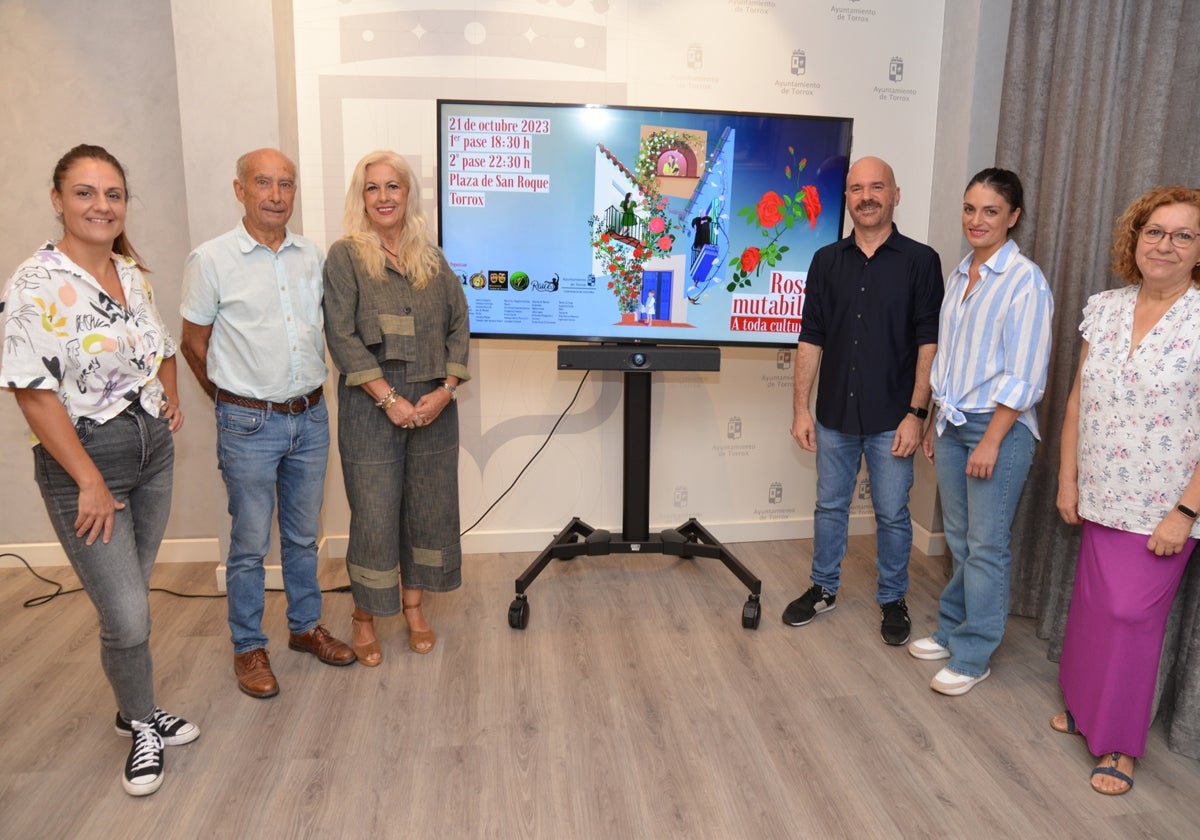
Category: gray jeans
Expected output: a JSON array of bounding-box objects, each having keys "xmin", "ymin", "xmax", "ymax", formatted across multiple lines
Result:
[
  {"xmin": 337, "ymin": 368, "xmax": 462, "ymax": 615},
  {"xmin": 33, "ymin": 401, "xmax": 174, "ymax": 721}
]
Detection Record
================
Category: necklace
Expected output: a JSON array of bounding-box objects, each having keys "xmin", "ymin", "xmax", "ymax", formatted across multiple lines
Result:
[{"xmin": 381, "ymin": 242, "xmax": 399, "ymax": 259}]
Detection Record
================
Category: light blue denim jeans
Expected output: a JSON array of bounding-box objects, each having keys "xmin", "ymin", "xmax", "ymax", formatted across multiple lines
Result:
[
  {"xmin": 931, "ymin": 411, "xmax": 1036, "ymax": 677},
  {"xmin": 216, "ymin": 395, "xmax": 329, "ymax": 654},
  {"xmin": 812, "ymin": 419, "xmax": 915, "ymax": 604},
  {"xmin": 33, "ymin": 401, "xmax": 174, "ymax": 721}
]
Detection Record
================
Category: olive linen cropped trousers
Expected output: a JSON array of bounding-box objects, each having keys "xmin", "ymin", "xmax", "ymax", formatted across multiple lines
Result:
[{"xmin": 337, "ymin": 364, "xmax": 462, "ymax": 616}]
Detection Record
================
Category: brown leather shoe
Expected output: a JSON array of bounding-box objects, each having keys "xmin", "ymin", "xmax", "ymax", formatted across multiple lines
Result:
[
  {"xmin": 234, "ymin": 648, "xmax": 279, "ymax": 698},
  {"xmin": 288, "ymin": 624, "xmax": 356, "ymax": 666}
]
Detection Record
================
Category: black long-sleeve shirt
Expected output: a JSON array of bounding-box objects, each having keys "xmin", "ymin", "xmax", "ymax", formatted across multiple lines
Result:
[{"xmin": 799, "ymin": 225, "xmax": 943, "ymax": 435}]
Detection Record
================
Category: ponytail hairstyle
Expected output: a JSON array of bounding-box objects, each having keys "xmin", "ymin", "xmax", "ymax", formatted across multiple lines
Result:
[
  {"xmin": 965, "ymin": 167, "xmax": 1025, "ymax": 233},
  {"xmin": 52, "ymin": 144, "xmax": 148, "ymax": 270}
]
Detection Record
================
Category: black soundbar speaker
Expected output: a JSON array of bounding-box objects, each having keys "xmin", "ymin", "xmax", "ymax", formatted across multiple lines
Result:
[{"xmin": 557, "ymin": 345, "xmax": 720, "ymax": 372}]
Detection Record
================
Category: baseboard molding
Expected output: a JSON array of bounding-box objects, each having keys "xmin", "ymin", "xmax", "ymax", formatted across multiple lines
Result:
[
  {"xmin": 454, "ymin": 512, "xmax": 914, "ymax": 554},
  {"xmin": 913, "ymin": 522, "xmax": 947, "ymax": 558},
  {"xmin": 214, "ymin": 539, "xmax": 339, "ymax": 593},
  {"xmin": 1, "ymin": 538, "xmax": 309, "ymax": 595},
  {"xmin": 3, "ymin": 517, "xmax": 944, "ymax": 582},
  {"xmin": 0, "ymin": 538, "xmax": 220, "ymax": 569},
  {"xmin": 455, "ymin": 520, "xmax": 809, "ymax": 555}
]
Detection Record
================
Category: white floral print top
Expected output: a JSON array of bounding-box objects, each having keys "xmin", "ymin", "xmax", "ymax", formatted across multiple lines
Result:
[
  {"xmin": 1076, "ymin": 284, "xmax": 1200, "ymax": 538},
  {"xmin": 1, "ymin": 242, "xmax": 176, "ymax": 427}
]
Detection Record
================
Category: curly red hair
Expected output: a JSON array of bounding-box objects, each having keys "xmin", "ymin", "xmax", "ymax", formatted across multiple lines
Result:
[{"xmin": 1110, "ymin": 186, "xmax": 1200, "ymax": 285}]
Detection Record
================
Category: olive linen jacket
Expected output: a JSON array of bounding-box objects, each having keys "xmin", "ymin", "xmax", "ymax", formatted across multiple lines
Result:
[{"xmin": 322, "ymin": 238, "xmax": 471, "ymax": 387}]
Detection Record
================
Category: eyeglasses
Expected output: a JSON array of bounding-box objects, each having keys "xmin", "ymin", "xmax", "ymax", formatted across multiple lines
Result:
[{"xmin": 1140, "ymin": 226, "xmax": 1198, "ymax": 248}]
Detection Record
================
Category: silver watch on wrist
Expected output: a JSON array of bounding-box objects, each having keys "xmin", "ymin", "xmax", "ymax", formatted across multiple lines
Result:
[{"xmin": 441, "ymin": 381, "xmax": 457, "ymax": 401}]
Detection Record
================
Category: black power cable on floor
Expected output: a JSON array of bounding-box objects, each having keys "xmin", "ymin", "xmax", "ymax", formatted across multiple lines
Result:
[
  {"xmin": 5, "ymin": 551, "xmax": 226, "ymax": 607},
  {"xmin": 11, "ymin": 370, "xmax": 592, "ymax": 607}
]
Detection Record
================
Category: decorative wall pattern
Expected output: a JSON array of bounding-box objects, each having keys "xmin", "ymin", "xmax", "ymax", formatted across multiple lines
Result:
[{"xmin": 292, "ymin": 0, "xmax": 945, "ymax": 549}]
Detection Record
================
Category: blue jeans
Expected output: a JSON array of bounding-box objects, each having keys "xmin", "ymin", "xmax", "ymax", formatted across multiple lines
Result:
[
  {"xmin": 931, "ymin": 412, "xmax": 1036, "ymax": 677},
  {"xmin": 812, "ymin": 420, "xmax": 914, "ymax": 604},
  {"xmin": 33, "ymin": 402, "xmax": 174, "ymax": 721},
  {"xmin": 216, "ymin": 395, "xmax": 329, "ymax": 654}
]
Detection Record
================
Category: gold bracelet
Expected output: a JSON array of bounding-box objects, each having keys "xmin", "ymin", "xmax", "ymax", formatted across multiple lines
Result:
[{"xmin": 376, "ymin": 388, "xmax": 399, "ymax": 410}]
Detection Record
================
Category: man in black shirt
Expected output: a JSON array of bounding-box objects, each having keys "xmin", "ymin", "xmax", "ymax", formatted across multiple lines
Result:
[{"xmin": 783, "ymin": 156, "xmax": 943, "ymax": 646}]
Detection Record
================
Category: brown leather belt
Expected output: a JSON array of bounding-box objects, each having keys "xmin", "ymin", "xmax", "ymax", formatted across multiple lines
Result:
[{"xmin": 216, "ymin": 387, "xmax": 323, "ymax": 414}]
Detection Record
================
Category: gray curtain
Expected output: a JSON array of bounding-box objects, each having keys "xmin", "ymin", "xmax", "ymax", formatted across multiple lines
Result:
[{"xmin": 996, "ymin": 0, "xmax": 1200, "ymax": 757}]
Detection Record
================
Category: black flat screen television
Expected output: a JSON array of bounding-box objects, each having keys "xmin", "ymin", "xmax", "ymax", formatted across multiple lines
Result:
[{"xmin": 436, "ymin": 99, "xmax": 853, "ymax": 349}]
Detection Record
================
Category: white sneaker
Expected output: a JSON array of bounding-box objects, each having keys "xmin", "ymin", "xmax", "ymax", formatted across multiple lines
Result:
[
  {"xmin": 908, "ymin": 636, "xmax": 950, "ymax": 660},
  {"xmin": 930, "ymin": 666, "xmax": 990, "ymax": 696}
]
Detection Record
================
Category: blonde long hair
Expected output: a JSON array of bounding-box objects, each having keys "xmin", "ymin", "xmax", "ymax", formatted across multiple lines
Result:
[{"xmin": 342, "ymin": 150, "xmax": 441, "ymax": 289}]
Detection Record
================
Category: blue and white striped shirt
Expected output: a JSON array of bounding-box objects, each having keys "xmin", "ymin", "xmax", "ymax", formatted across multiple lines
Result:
[{"xmin": 930, "ymin": 239, "xmax": 1054, "ymax": 439}]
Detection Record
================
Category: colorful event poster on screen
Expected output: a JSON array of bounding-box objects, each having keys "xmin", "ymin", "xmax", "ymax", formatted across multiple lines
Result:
[{"xmin": 437, "ymin": 100, "xmax": 852, "ymax": 348}]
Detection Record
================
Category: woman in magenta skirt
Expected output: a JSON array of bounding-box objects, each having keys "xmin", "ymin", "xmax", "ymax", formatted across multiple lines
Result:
[{"xmin": 1055, "ymin": 186, "xmax": 1200, "ymax": 795}]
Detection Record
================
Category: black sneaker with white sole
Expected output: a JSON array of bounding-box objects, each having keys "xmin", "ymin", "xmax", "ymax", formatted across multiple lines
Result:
[
  {"xmin": 115, "ymin": 707, "xmax": 200, "ymax": 747},
  {"xmin": 880, "ymin": 598, "xmax": 911, "ymax": 646},
  {"xmin": 782, "ymin": 584, "xmax": 837, "ymax": 626},
  {"xmin": 122, "ymin": 721, "xmax": 164, "ymax": 796}
]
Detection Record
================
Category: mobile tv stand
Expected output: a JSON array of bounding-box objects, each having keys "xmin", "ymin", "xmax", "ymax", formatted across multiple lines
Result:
[{"xmin": 507, "ymin": 344, "xmax": 763, "ymax": 630}]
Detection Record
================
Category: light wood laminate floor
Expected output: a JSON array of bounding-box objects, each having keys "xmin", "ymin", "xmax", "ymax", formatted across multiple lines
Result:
[{"xmin": 2, "ymin": 536, "xmax": 1198, "ymax": 839}]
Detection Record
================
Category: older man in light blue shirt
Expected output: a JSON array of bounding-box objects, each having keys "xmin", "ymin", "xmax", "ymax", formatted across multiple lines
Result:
[{"xmin": 180, "ymin": 148, "xmax": 354, "ymax": 699}]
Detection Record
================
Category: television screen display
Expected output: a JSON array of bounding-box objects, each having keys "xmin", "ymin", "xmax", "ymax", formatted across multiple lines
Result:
[{"xmin": 436, "ymin": 100, "xmax": 853, "ymax": 348}]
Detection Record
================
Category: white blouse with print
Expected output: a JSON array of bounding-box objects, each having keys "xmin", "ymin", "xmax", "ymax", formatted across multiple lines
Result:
[
  {"xmin": 1076, "ymin": 284, "xmax": 1200, "ymax": 538},
  {"xmin": 1, "ymin": 242, "xmax": 176, "ymax": 427}
]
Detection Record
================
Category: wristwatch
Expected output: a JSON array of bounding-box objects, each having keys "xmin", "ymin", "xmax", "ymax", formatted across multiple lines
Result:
[
  {"xmin": 907, "ymin": 405, "xmax": 929, "ymax": 420},
  {"xmin": 441, "ymin": 381, "xmax": 457, "ymax": 401},
  {"xmin": 1177, "ymin": 503, "xmax": 1199, "ymax": 520}
]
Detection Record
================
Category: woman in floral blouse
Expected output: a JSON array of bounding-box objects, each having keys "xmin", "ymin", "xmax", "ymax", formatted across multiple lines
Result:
[
  {"xmin": 1055, "ymin": 186, "xmax": 1200, "ymax": 795},
  {"xmin": 1, "ymin": 145, "xmax": 196, "ymax": 796}
]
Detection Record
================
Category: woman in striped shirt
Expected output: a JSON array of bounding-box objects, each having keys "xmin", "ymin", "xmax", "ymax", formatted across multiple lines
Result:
[{"xmin": 907, "ymin": 168, "xmax": 1054, "ymax": 697}]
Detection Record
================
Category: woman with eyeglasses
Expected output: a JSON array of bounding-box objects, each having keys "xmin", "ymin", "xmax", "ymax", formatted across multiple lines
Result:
[{"xmin": 1053, "ymin": 186, "xmax": 1200, "ymax": 795}]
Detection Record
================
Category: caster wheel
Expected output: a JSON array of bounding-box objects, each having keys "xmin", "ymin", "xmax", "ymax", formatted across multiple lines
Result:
[
  {"xmin": 741, "ymin": 596, "xmax": 761, "ymax": 629},
  {"xmin": 508, "ymin": 596, "xmax": 530, "ymax": 629}
]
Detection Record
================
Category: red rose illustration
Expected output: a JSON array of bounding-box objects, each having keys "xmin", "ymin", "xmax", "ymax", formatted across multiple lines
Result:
[
  {"xmin": 740, "ymin": 246, "xmax": 762, "ymax": 273},
  {"xmin": 801, "ymin": 185, "xmax": 822, "ymax": 229},
  {"xmin": 756, "ymin": 191, "xmax": 785, "ymax": 228}
]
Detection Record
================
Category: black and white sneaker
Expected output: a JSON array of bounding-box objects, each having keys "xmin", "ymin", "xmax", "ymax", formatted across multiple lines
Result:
[
  {"xmin": 115, "ymin": 707, "xmax": 200, "ymax": 746},
  {"xmin": 880, "ymin": 598, "xmax": 912, "ymax": 646},
  {"xmin": 122, "ymin": 721, "xmax": 164, "ymax": 796},
  {"xmin": 782, "ymin": 584, "xmax": 837, "ymax": 626}
]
